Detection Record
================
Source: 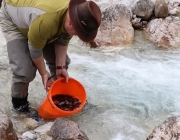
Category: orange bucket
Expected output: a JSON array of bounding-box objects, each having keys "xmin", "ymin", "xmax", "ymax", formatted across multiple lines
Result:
[{"xmin": 38, "ymin": 77, "xmax": 86, "ymax": 119}]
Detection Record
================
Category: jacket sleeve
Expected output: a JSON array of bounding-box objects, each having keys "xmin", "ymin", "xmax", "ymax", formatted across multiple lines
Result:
[{"xmin": 54, "ymin": 34, "xmax": 72, "ymax": 46}]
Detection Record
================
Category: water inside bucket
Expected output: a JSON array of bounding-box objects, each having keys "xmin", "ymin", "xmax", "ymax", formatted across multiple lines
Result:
[{"xmin": 52, "ymin": 94, "xmax": 81, "ymax": 111}]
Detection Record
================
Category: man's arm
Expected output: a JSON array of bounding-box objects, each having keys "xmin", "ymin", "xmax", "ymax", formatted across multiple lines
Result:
[
  {"xmin": 32, "ymin": 55, "xmax": 50, "ymax": 90},
  {"xmin": 33, "ymin": 55, "xmax": 50, "ymax": 79},
  {"xmin": 28, "ymin": 42, "xmax": 50, "ymax": 90},
  {"xmin": 54, "ymin": 44, "xmax": 69, "ymax": 82}
]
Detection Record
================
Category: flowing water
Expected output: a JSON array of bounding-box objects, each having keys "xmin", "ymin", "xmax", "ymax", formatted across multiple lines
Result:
[
  {"xmin": 0, "ymin": 1, "xmax": 180, "ymax": 139},
  {"xmin": 1, "ymin": 29, "xmax": 180, "ymax": 140}
]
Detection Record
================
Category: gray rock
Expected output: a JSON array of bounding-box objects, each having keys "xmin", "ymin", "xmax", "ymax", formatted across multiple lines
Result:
[
  {"xmin": 50, "ymin": 118, "xmax": 88, "ymax": 140},
  {"xmin": 131, "ymin": 0, "xmax": 154, "ymax": 20},
  {"xmin": 155, "ymin": 0, "xmax": 168, "ymax": 18}
]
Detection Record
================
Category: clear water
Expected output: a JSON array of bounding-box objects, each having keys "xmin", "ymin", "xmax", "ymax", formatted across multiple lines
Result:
[
  {"xmin": 0, "ymin": 1, "xmax": 180, "ymax": 139},
  {"xmin": 67, "ymin": 31, "xmax": 180, "ymax": 140},
  {"xmin": 1, "ymin": 29, "xmax": 180, "ymax": 140}
]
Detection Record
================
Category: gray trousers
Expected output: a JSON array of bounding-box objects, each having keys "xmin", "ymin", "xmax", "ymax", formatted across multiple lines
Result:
[{"xmin": 0, "ymin": 9, "xmax": 70, "ymax": 98}]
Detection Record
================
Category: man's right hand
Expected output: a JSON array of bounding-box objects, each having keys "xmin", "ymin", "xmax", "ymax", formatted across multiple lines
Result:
[
  {"xmin": 56, "ymin": 68, "xmax": 69, "ymax": 82},
  {"xmin": 41, "ymin": 70, "xmax": 51, "ymax": 91},
  {"xmin": 46, "ymin": 75, "xmax": 55, "ymax": 91}
]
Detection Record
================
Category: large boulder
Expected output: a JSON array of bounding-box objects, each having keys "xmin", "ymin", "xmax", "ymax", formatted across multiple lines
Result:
[
  {"xmin": 145, "ymin": 16, "xmax": 180, "ymax": 48},
  {"xmin": 94, "ymin": 4, "xmax": 134, "ymax": 47}
]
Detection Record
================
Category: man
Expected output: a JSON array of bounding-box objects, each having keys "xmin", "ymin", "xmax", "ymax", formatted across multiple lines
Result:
[{"xmin": 0, "ymin": 0, "xmax": 101, "ymax": 113}]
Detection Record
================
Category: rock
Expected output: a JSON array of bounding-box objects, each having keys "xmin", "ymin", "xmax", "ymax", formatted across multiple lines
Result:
[
  {"xmin": 34, "ymin": 122, "xmax": 53, "ymax": 136},
  {"xmin": 0, "ymin": 113, "xmax": 18, "ymax": 140},
  {"xmin": 21, "ymin": 131, "xmax": 37, "ymax": 140},
  {"xmin": 89, "ymin": 41, "xmax": 98, "ymax": 48},
  {"xmin": 50, "ymin": 118, "xmax": 89, "ymax": 140},
  {"xmin": 155, "ymin": 0, "xmax": 168, "ymax": 18},
  {"xmin": 145, "ymin": 16, "xmax": 180, "ymax": 48},
  {"xmin": 132, "ymin": 14, "xmax": 148, "ymax": 29},
  {"xmin": 168, "ymin": 0, "xmax": 180, "ymax": 16},
  {"xmin": 36, "ymin": 134, "xmax": 52, "ymax": 140},
  {"xmin": 23, "ymin": 118, "xmax": 38, "ymax": 129},
  {"xmin": 146, "ymin": 116, "xmax": 180, "ymax": 140},
  {"xmin": 131, "ymin": 0, "xmax": 154, "ymax": 20},
  {"xmin": 94, "ymin": 4, "xmax": 134, "ymax": 47}
]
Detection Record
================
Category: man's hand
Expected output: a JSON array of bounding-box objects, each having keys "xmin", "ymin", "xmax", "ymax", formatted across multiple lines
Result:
[
  {"xmin": 56, "ymin": 68, "xmax": 69, "ymax": 82},
  {"xmin": 46, "ymin": 75, "xmax": 55, "ymax": 91},
  {"xmin": 41, "ymin": 70, "xmax": 51, "ymax": 91}
]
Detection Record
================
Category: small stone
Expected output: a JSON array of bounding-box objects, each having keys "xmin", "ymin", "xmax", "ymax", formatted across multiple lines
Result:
[
  {"xmin": 23, "ymin": 118, "xmax": 38, "ymax": 129},
  {"xmin": 34, "ymin": 122, "xmax": 54, "ymax": 136},
  {"xmin": 21, "ymin": 131, "xmax": 37, "ymax": 140}
]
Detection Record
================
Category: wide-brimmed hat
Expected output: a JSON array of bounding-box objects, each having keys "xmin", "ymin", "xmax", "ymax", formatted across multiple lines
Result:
[{"xmin": 69, "ymin": 0, "xmax": 102, "ymax": 42}]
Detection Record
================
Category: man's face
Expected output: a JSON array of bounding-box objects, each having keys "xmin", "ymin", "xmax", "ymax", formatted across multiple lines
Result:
[
  {"xmin": 67, "ymin": 23, "xmax": 76, "ymax": 35},
  {"xmin": 64, "ymin": 17, "xmax": 77, "ymax": 36},
  {"xmin": 64, "ymin": 12, "xmax": 77, "ymax": 36}
]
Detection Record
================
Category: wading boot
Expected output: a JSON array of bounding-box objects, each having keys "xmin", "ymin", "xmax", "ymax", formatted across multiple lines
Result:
[
  {"xmin": 12, "ymin": 96, "xmax": 29, "ymax": 112},
  {"xmin": 12, "ymin": 97, "xmax": 40, "ymax": 121}
]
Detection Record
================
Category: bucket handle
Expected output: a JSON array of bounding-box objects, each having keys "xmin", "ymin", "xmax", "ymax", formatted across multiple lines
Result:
[{"xmin": 48, "ymin": 74, "xmax": 56, "ymax": 81}]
